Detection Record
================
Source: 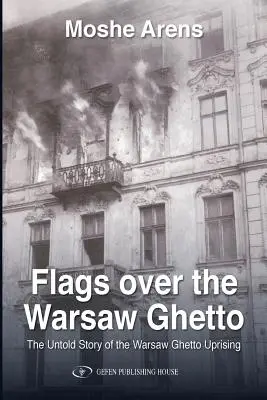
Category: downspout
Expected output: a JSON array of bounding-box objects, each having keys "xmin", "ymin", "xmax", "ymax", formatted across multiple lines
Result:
[{"xmin": 232, "ymin": 5, "xmax": 259, "ymax": 388}]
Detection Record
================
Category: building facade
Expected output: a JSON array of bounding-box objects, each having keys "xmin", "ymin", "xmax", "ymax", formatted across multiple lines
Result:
[{"xmin": 3, "ymin": 0, "xmax": 267, "ymax": 396}]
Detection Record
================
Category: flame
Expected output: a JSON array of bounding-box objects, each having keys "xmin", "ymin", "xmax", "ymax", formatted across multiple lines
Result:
[
  {"xmin": 60, "ymin": 81, "xmax": 105, "ymax": 162},
  {"xmin": 131, "ymin": 59, "xmax": 162, "ymax": 118},
  {"xmin": 15, "ymin": 111, "xmax": 46, "ymax": 152}
]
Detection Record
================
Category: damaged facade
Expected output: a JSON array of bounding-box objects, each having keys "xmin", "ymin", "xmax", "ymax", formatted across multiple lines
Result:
[{"xmin": 2, "ymin": 0, "xmax": 267, "ymax": 395}]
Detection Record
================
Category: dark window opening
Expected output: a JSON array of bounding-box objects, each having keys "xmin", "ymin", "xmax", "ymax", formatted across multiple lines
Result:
[
  {"xmin": 32, "ymin": 243, "xmax": 50, "ymax": 269},
  {"xmin": 31, "ymin": 222, "xmax": 51, "ymax": 269},
  {"xmin": 82, "ymin": 213, "xmax": 104, "ymax": 266},
  {"xmin": 25, "ymin": 327, "xmax": 45, "ymax": 388},
  {"xmin": 83, "ymin": 237, "xmax": 104, "ymax": 265},
  {"xmin": 210, "ymin": 316, "xmax": 243, "ymax": 387},
  {"xmin": 80, "ymin": 328, "xmax": 103, "ymax": 385},
  {"xmin": 197, "ymin": 12, "xmax": 224, "ymax": 59}
]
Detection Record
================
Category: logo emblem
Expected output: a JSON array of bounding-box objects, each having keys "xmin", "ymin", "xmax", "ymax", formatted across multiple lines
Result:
[{"xmin": 72, "ymin": 366, "xmax": 93, "ymax": 378}]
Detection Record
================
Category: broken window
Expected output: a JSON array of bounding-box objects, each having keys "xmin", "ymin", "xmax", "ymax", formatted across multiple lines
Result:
[
  {"xmin": 25, "ymin": 326, "xmax": 45, "ymax": 388},
  {"xmin": 261, "ymin": 80, "xmax": 267, "ymax": 134},
  {"xmin": 200, "ymin": 91, "xmax": 229, "ymax": 149},
  {"xmin": 82, "ymin": 213, "xmax": 104, "ymax": 266},
  {"xmin": 31, "ymin": 221, "xmax": 50, "ymax": 269},
  {"xmin": 197, "ymin": 12, "xmax": 224, "ymax": 59},
  {"xmin": 205, "ymin": 194, "xmax": 237, "ymax": 261},
  {"xmin": 140, "ymin": 204, "xmax": 166, "ymax": 268}
]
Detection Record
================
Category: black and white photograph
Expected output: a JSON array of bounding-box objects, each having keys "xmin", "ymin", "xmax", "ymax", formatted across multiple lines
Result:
[{"xmin": 2, "ymin": 0, "xmax": 267, "ymax": 399}]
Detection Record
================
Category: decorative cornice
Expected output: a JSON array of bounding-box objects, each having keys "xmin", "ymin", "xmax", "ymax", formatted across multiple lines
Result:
[
  {"xmin": 247, "ymin": 54, "xmax": 267, "ymax": 79},
  {"xmin": 196, "ymin": 173, "xmax": 239, "ymax": 197},
  {"xmin": 247, "ymin": 38, "xmax": 267, "ymax": 54},
  {"xmin": 25, "ymin": 205, "xmax": 56, "ymax": 222},
  {"xmin": 259, "ymin": 173, "xmax": 267, "ymax": 187},
  {"xmin": 133, "ymin": 185, "xmax": 170, "ymax": 206},
  {"xmin": 188, "ymin": 50, "xmax": 234, "ymax": 71},
  {"xmin": 15, "ymin": 293, "xmax": 47, "ymax": 310},
  {"xmin": 188, "ymin": 64, "xmax": 235, "ymax": 94},
  {"xmin": 72, "ymin": 194, "xmax": 109, "ymax": 213}
]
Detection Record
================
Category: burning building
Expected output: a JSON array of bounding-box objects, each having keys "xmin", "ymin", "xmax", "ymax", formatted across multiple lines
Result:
[{"xmin": 2, "ymin": 0, "xmax": 267, "ymax": 398}]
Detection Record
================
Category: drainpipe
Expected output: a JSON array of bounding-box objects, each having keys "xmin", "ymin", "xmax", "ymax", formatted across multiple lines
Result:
[{"xmin": 232, "ymin": 5, "xmax": 258, "ymax": 388}]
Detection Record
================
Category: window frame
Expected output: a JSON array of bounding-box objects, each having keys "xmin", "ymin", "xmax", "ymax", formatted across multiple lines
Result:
[
  {"xmin": 131, "ymin": 187, "xmax": 172, "ymax": 271},
  {"xmin": 81, "ymin": 212, "xmax": 105, "ymax": 266},
  {"xmin": 204, "ymin": 194, "xmax": 237, "ymax": 261},
  {"xmin": 30, "ymin": 221, "xmax": 51, "ymax": 270},
  {"xmin": 195, "ymin": 176, "xmax": 244, "ymax": 265},
  {"xmin": 196, "ymin": 11, "xmax": 225, "ymax": 60},
  {"xmin": 199, "ymin": 91, "xmax": 230, "ymax": 150},
  {"xmin": 140, "ymin": 204, "xmax": 166, "ymax": 268}
]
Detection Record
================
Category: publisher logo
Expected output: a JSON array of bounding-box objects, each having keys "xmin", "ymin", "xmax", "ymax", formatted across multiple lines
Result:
[{"xmin": 72, "ymin": 366, "xmax": 93, "ymax": 378}]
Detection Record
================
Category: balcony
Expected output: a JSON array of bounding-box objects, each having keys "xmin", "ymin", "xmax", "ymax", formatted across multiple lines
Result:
[
  {"xmin": 16, "ymin": 264, "xmax": 126, "ymax": 310},
  {"xmin": 52, "ymin": 155, "xmax": 124, "ymax": 204}
]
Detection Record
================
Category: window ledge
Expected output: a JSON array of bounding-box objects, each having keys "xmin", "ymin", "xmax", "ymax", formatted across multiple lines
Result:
[
  {"xmin": 132, "ymin": 266, "xmax": 175, "ymax": 275},
  {"xmin": 196, "ymin": 259, "xmax": 246, "ymax": 269},
  {"xmin": 18, "ymin": 279, "xmax": 32, "ymax": 288},
  {"xmin": 247, "ymin": 38, "xmax": 267, "ymax": 53},
  {"xmin": 188, "ymin": 50, "xmax": 234, "ymax": 69},
  {"xmin": 259, "ymin": 283, "xmax": 267, "ymax": 292}
]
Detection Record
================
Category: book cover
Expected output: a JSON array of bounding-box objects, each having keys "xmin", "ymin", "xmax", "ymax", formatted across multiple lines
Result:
[{"xmin": 3, "ymin": 0, "xmax": 267, "ymax": 399}]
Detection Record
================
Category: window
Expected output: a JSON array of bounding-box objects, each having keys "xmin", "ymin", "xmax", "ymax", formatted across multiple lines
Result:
[
  {"xmin": 141, "ymin": 318, "xmax": 168, "ymax": 386},
  {"xmin": 25, "ymin": 327, "xmax": 45, "ymax": 388},
  {"xmin": 32, "ymin": 101, "xmax": 58, "ymax": 183},
  {"xmin": 205, "ymin": 194, "xmax": 237, "ymax": 261},
  {"xmin": 255, "ymin": 0, "xmax": 267, "ymax": 39},
  {"xmin": 210, "ymin": 316, "xmax": 243, "ymax": 386},
  {"xmin": 82, "ymin": 213, "xmax": 104, "ymax": 266},
  {"xmin": 261, "ymin": 80, "xmax": 267, "ymax": 134},
  {"xmin": 140, "ymin": 204, "xmax": 166, "ymax": 267},
  {"xmin": 80, "ymin": 328, "xmax": 103, "ymax": 385},
  {"xmin": 3, "ymin": 143, "xmax": 7, "ymax": 187},
  {"xmin": 31, "ymin": 222, "xmax": 50, "ymax": 269},
  {"xmin": 200, "ymin": 92, "xmax": 229, "ymax": 149},
  {"xmin": 197, "ymin": 12, "xmax": 224, "ymax": 59}
]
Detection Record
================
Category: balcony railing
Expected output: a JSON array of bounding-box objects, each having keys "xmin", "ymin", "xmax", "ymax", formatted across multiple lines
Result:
[{"xmin": 52, "ymin": 155, "xmax": 123, "ymax": 197}]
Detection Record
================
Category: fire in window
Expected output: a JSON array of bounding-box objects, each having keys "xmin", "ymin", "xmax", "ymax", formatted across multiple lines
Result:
[
  {"xmin": 82, "ymin": 213, "xmax": 104, "ymax": 266},
  {"xmin": 200, "ymin": 92, "xmax": 229, "ymax": 150},
  {"xmin": 31, "ymin": 221, "xmax": 50, "ymax": 269},
  {"xmin": 140, "ymin": 204, "xmax": 166, "ymax": 268},
  {"xmin": 204, "ymin": 194, "xmax": 237, "ymax": 261},
  {"xmin": 197, "ymin": 12, "xmax": 224, "ymax": 59}
]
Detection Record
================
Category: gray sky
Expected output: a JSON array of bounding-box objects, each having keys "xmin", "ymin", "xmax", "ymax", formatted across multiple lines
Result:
[{"xmin": 3, "ymin": 0, "xmax": 92, "ymax": 30}]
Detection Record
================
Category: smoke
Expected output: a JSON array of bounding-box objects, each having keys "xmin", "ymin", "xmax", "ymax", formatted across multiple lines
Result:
[
  {"xmin": 14, "ymin": 110, "xmax": 46, "ymax": 152},
  {"xmin": 60, "ymin": 81, "xmax": 105, "ymax": 162},
  {"xmin": 129, "ymin": 59, "xmax": 162, "ymax": 119}
]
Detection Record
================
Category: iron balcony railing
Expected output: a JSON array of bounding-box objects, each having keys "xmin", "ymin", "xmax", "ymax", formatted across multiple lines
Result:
[{"xmin": 52, "ymin": 155, "xmax": 123, "ymax": 193}]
